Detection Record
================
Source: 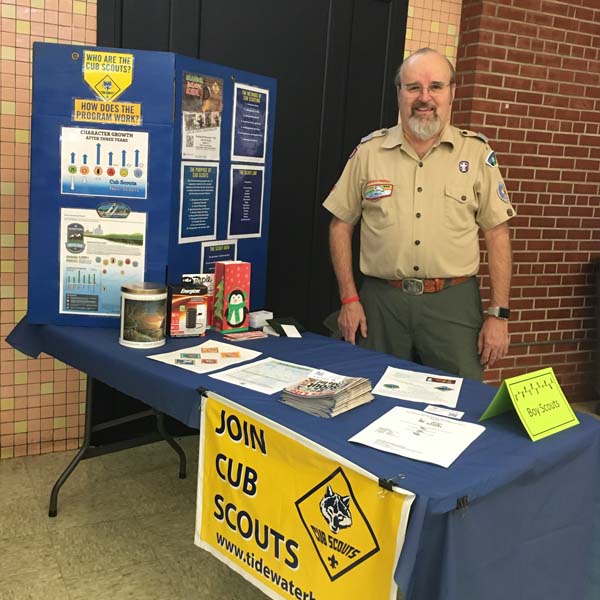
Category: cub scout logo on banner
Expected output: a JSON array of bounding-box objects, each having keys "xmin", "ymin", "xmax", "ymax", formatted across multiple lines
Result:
[
  {"xmin": 196, "ymin": 393, "xmax": 415, "ymax": 600},
  {"xmin": 83, "ymin": 50, "xmax": 134, "ymax": 102},
  {"xmin": 363, "ymin": 180, "xmax": 393, "ymax": 201},
  {"xmin": 295, "ymin": 468, "xmax": 380, "ymax": 581}
]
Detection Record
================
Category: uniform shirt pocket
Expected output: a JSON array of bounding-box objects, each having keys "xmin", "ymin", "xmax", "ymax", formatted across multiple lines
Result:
[
  {"xmin": 361, "ymin": 195, "xmax": 396, "ymax": 230},
  {"xmin": 444, "ymin": 184, "xmax": 476, "ymax": 230}
]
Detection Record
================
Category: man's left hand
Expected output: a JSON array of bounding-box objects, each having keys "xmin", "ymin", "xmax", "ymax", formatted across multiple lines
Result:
[{"xmin": 478, "ymin": 317, "xmax": 509, "ymax": 367}]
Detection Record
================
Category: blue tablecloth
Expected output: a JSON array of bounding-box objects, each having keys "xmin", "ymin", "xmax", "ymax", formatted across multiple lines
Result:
[{"xmin": 8, "ymin": 318, "xmax": 600, "ymax": 600}]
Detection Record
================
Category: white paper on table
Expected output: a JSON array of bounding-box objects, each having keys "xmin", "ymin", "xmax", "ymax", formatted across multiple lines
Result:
[
  {"xmin": 147, "ymin": 340, "xmax": 261, "ymax": 374},
  {"xmin": 349, "ymin": 406, "xmax": 485, "ymax": 468},
  {"xmin": 209, "ymin": 357, "xmax": 314, "ymax": 395},
  {"xmin": 373, "ymin": 366, "xmax": 463, "ymax": 408},
  {"xmin": 424, "ymin": 405, "xmax": 465, "ymax": 420},
  {"xmin": 281, "ymin": 324, "xmax": 302, "ymax": 338}
]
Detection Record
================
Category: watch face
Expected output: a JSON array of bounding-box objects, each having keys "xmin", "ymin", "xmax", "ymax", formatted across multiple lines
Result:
[{"xmin": 489, "ymin": 307, "xmax": 510, "ymax": 319}]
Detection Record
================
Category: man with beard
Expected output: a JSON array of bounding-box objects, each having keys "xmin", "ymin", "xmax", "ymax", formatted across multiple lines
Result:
[{"xmin": 323, "ymin": 48, "xmax": 515, "ymax": 380}]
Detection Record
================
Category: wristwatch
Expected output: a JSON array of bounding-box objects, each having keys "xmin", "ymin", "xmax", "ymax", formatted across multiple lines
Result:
[{"xmin": 487, "ymin": 306, "xmax": 510, "ymax": 320}]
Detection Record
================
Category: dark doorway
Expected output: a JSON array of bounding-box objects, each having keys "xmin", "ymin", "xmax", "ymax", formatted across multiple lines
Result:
[{"xmin": 98, "ymin": 0, "xmax": 408, "ymax": 332}]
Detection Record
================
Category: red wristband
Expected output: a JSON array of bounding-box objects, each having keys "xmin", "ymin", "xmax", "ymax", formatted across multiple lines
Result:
[{"xmin": 341, "ymin": 295, "xmax": 360, "ymax": 305}]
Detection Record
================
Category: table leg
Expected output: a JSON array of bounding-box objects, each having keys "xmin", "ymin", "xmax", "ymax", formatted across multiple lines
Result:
[
  {"xmin": 48, "ymin": 377, "xmax": 189, "ymax": 517},
  {"xmin": 48, "ymin": 375, "xmax": 95, "ymax": 517},
  {"xmin": 155, "ymin": 410, "xmax": 187, "ymax": 479}
]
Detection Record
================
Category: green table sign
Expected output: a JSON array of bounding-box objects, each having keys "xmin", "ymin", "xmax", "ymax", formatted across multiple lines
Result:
[{"xmin": 479, "ymin": 367, "xmax": 579, "ymax": 441}]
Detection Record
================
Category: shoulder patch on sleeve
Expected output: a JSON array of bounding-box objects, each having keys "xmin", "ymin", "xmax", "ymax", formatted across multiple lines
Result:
[
  {"xmin": 360, "ymin": 128, "xmax": 388, "ymax": 144},
  {"xmin": 460, "ymin": 129, "xmax": 489, "ymax": 143},
  {"xmin": 485, "ymin": 150, "xmax": 498, "ymax": 167}
]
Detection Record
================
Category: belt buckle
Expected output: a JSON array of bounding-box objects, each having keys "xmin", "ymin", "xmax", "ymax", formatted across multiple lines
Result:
[{"xmin": 401, "ymin": 278, "xmax": 424, "ymax": 295}]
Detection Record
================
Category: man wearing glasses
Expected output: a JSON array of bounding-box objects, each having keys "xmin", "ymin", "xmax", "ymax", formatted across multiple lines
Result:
[{"xmin": 323, "ymin": 48, "xmax": 515, "ymax": 380}]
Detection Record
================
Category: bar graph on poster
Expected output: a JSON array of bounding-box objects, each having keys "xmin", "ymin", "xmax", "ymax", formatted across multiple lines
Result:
[
  {"xmin": 60, "ymin": 127, "xmax": 148, "ymax": 199},
  {"xmin": 59, "ymin": 207, "xmax": 146, "ymax": 316}
]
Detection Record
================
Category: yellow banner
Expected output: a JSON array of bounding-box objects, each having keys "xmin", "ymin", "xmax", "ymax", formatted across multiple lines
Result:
[
  {"xmin": 72, "ymin": 99, "xmax": 142, "ymax": 126},
  {"xmin": 196, "ymin": 394, "xmax": 414, "ymax": 600},
  {"xmin": 83, "ymin": 50, "xmax": 134, "ymax": 102}
]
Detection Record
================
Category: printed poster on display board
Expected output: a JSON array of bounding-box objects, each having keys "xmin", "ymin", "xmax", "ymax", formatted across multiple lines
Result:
[
  {"xmin": 59, "ymin": 207, "xmax": 146, "ymax": 316},
  {"xmin": 228, "ymin": 165, "xmax": 264, "ymax": 239},
  {"xmin": 82, "ymin": 49, "xmax": 134, "ymax": 103},
  {"xmin": 60, "ymin": 127, "xmax": 148, "ymax": 199},
  {"xmin": 179, "ymin": 161, "xmax": 219, "ymax": 244},
  {"xmin": 201, "ymin": 240, "xmax": 238, "ymax": 274},
  {"xmin": 231, "ymin": 83, "xmax": 268, "ymax": 163},
  {"xmin": 181, "ymin": 71, "xmax": 223, "ymax": 161}
]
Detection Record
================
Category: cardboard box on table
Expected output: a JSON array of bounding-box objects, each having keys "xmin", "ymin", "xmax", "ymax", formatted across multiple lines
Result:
[
  {"xmin": 168, "ymin": 284, "xmax": 209, "ymax": 337},
  {"xmin": 26, "ymin": 42, "xmax": 276, "ymax": 327},
  {"xmin": 213, "ymin": 261, "xmax": 251, "ymax": 333},
  {"xmin": 182, "ymin": 273, "xmax": 215, "ymax": 330}
]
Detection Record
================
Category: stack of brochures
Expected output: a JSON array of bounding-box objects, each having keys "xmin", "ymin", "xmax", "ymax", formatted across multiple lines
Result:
[{"xmin": 280, "ymin": 370, "xmax": 373, "ymax": 417}]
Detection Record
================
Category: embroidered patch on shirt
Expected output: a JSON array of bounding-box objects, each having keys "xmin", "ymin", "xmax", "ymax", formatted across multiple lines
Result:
[
  {"xmin": 363, "ymin": 180, "xmax": 393, "ymax": 200},
  {"xmin": 486, "ymin": 151, "xmax": 498, "ymax": 167},
  {"xmin": 497, "ymin": 182, "xmax": 510, "ymax": 203},
  {"xmin": 459, "ymin": 160, "xmax": 469, "ymax": 173}
]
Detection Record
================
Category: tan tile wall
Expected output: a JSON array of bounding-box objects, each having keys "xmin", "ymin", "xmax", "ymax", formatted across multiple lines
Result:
[
  {"xmin": 405, "ymin": 0, "xmax": 463, "ymax": 64},
  {"xmin": 0, "ymin": 0, "xmax": 96, "ymax": 459},
  {"xmin": 0, "ymin": 0, "xmax": 463, "ymax": 460}
]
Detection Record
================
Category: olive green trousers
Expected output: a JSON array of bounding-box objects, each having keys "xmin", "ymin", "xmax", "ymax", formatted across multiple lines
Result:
[{"xmin": 358, "ymin": 276, "xmax": 484, "ymax": 380}]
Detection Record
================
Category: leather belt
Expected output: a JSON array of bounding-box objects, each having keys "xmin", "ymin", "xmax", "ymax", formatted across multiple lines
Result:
[{"xmin": 387, "ymin": 276, "xmax": 471, "ymax": 295}]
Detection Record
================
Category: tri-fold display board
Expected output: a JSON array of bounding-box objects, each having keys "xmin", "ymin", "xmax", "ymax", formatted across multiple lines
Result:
[{"xmin": 27, "ymin": 42, "xmax": 276, "ymax": 327}]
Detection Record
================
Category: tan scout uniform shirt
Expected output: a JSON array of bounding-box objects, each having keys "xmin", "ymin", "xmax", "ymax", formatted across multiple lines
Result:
[{"xmin": 323, "ymin": 124, "xmax": 516, "ymax": 280}]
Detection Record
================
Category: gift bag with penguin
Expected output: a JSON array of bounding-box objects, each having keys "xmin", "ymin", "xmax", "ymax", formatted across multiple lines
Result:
[{"xmin": 213, "ymin": 261, "xmax": 251, "ymax": 332}]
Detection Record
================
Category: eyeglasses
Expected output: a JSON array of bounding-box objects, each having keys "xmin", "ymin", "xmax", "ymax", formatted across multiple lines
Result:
[{"xmin": 399, "ymin": 82, "xmax": 453, "ymax": 96}]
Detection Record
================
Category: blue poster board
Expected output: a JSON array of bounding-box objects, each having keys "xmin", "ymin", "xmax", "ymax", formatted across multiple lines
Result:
[{"xmin": 27, "ymin": 42, "xmax": 276, "ymax": 327}]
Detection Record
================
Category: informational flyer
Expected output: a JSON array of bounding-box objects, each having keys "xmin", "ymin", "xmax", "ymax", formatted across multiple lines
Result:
[
  {"xmin": 60, "ymin": 127, "xmax": 148, "ymax": 199},
  {"xmin": 209, "ymin": 357, "xmax": 314, "ymax": 395},
  {"xmin": 373, "ymin": 366, "xmax": 463, "ymax": 408},
  {"xmin": 231, "ymin": 83, "xmax": 268, "ymax": 162},
  {"xmin": 228, "ymin": 165, "xmax": 264, "ymax": 239},
  {"xmin": 179, "ymin": 162, "xmax": 219, "ymax": 244},
  {"xmin": 200, "ymin": 240, "xmax": 237, "ymax": 274},
  {"xmin": 59, "ymin": 207, "xmax": 146, "ymax": 316},
  {"xmin": 349, "ymin": 406, "xmax": 485, "ymax": 469},
  {"xmin": 181, "ymin": 71, "xmax": 223, "ymax": 161}
]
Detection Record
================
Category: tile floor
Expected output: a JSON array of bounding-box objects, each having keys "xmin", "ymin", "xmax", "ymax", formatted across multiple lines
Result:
[
  {"xmin": 1, "ymin": 403, "xmax": 598, "ymax": 600},
  {"xmin": 0, "ymin": 435, "xmax": 269, "ymax": 600}
]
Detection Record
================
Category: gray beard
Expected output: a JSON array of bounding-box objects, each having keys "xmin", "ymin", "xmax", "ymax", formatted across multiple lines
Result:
[{"xmin": 407, "ymin": 113, "xmax": 441, "ymax": 141}]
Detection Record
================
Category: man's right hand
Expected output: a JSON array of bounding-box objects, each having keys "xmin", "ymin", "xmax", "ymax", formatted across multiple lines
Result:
[{"xmin": 338, "ymin": 302, "xmax": 368, "ymax": 345}]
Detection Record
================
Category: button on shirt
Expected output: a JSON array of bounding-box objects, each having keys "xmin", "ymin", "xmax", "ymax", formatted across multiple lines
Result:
[{"xmin": 323, "ymin": 124, "xmax": 516, "ymax": 280}]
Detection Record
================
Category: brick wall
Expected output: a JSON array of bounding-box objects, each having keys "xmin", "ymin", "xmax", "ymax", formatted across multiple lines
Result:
[{"xmin": 454, "ymin": 0, "xmax": 600, "ymax": 402}]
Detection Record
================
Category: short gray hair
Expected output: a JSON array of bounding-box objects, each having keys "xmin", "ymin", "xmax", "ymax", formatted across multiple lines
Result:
[{"xmin": 394, "ymin": 48, "xmax": 456, "ymax": 87}]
